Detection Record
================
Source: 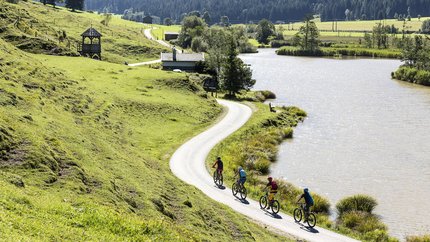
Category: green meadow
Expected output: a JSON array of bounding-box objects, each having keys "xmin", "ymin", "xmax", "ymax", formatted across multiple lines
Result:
[
  {"xmin": 0, "ymin": 1, "xmax": 289, "ymax": 241},
  {"xmin": 0, "ymin": 1, "xmax": 168, "ymax": 64}
]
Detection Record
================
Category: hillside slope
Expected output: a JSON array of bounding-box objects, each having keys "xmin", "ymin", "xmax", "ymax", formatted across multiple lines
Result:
[
  {"xmin": 0, "ymin": 1, "xmax": 167, "ymax": 64},
  {"xmin": 0, "ymin": 2, "xmax": 289, "ymax": 241}
]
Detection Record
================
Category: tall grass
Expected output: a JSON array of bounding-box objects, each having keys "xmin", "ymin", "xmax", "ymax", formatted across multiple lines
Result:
[
  {"xmin": 336, "ymin": 194, "xmax": 378, "ymax": 216},
  {"xmin": 407, "ymin": 235, "xmax": 430, "ymax": 242},
  {"xmin": 392, "ymin": 66, "xmax": 430, "ymax": 86},
  {"xmin": 277, "ymin": 46, "xmax": 401, "ymax": 58}
]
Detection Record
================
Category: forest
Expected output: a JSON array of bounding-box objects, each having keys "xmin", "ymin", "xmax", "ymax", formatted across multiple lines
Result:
[{"xmin": 85, "ymin": 0, "xmax": 430, "ymax": 23}]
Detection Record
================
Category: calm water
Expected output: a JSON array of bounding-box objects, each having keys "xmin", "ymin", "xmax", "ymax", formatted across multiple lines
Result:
[{"xmin": 240, "ymin": 49, "xmax": 430, "ymax": 239}]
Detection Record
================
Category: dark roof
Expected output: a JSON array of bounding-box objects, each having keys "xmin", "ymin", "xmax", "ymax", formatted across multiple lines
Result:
[
  {"xmin": 81, "ymin": 27, "xmax": 102, "ymax": 37},
  {"xmin": 161, "ymin": 53, "xmax": 205, "ymax": 62}
]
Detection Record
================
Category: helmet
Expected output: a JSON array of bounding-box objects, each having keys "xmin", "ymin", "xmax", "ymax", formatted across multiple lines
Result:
[
  {"xmin": 268, "ymin": 177, "xmax": 273, "ymax": 181},
  {"xmin": 304, "ymin": 188, "xmax": 309, "ymax": 193},
  {"xmin": 217, "ymin": 157, "xmax": 221, "ymax": 160},
  {"xmin": 238, "ymin": 166, "xmax": 243, "ymax": 171}
]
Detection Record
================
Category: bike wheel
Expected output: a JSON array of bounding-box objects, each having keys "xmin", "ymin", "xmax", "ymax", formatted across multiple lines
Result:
[
  {"xmin": 259, "ymin": 196, "xmax": 267, "ymax": 209},
  {"xmin": 232, "ymin": 183, "xmax": 238, "ymax": 196},
  {"xmin": 213, "ymin": 171, "xmax": 218, "ymax": 184},
  {"xmin": 240, "ymin": 187, "xmax": 247, "ymax": 200},
  {"xmin": 271, "ymin": 200, "xmax": 280, "ymax": 214},
  {"xmin": 218, "ymin": 174, "xmax": 223, "ymax": 186},
  {"xmin": 306, "ymin": 213, "xmax": 317, "ymax": 228},
  {"xmin": 213, "ymin": 172, "xmax": 222, "ymax": 186},
  {"xmin": 293, "ymin": 208, "xmax": 302, "ymax": 222}
]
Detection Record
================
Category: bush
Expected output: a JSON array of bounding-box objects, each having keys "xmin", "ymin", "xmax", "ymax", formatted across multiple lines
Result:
[
  {"xmin": 407, "ymin": 235, "xmax": 430, "ymax": 242},
  {"xmin": 393, "ymin": 67, "xmax": 430, "ymax": 86},
  {"xmin": 336, "ymin": 194, "xmax": 377, "ymax": 216},
  {"xmin": 254, "ymin": 158, "xmax": 271, "ymax": 174},
  {"xmin": 339, "ymin": 211, "xmax": 387, "ymax": 235},
  {"xmin": 312, "ymin": 194, "xmax": 331, "ymax": 214}
]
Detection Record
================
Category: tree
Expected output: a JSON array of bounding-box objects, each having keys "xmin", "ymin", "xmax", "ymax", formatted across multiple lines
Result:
[
  {"xmin": 220, "ymin": 16, "xmax": 230, "ymax": 27},
  {"xmin": 294, "ymin": 16, "xmax": 320, "ymax": 52},
  {"xmin": 256, "ymin": 19, "xmax": 275, "ymax": 44},
  {"xmin": 422, "ymin": 19, "xmax": 430, "ymax": 34},
  {"xmin": 372, "ymin": 23, "xmax": 389, "ymax": 49},
  {"xmin": 220, "ymin": 36, "xmax": 255, "ymax": 96},
  {"xmin": 66, "ymin": 0, "xmax": 84, "ymax": 11},
  {"xmin": 202, "ymin": 11, "xmax": 211, "ymax": 24},
  {"xmin": 163, "ymin": 17, "xmax": 173, "ymax": 26},
  {"xmin": 178, "ymin": 16, "xmax": 207, "ymax": 48},
  {"xmin": 364, "ymin": 32, "xmax": 372, "ymax": 48},
  {"xmin": 206, "ymin": 27, "xmax": 229, "ymax": 84},
  {"xmin": 101, "ymin": 13, "xmax": 112, "ymax": 26}
]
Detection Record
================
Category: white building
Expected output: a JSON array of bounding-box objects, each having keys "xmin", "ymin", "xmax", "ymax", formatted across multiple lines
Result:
[{"xmin": 161, "ymin": 48, "xmax": 205, "ymax": 71}]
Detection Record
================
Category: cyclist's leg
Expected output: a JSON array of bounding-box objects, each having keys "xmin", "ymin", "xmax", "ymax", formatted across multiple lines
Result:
[{"xmin": 268, "ymin": 193, "xmax": 274, "ymax": 205}]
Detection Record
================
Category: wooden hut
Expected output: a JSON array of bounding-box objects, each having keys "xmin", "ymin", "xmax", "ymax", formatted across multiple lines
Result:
[{"xmin": 78, "ymin": 27, "xmax": 102, "ymax": 60}]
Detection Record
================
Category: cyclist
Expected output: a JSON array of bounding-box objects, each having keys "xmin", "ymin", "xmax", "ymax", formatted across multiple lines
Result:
[
  {"xmin": 264, "ymin": 177, "xmax": 278, "ymax": 208},
  {"xmin": 235, "ymin": 166, "xmax": 247, "ymax": 188},
  {"xmin": 212, "ymin": 157, "xmax": 223, "ymax": 178},
  {"xmin": 297, "ymin": 188, "xmax": 314, "ymax": 221}
]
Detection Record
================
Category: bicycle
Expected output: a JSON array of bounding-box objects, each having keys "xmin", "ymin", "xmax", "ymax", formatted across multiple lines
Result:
[
  {"xmin": 232, "ymin": 181, "xmax": 247, "ymax": 200},
  {"xmin": 294, "ymin": 203, "xmax": 317, "ymax": 228},
  {"xmin": 213, "ymin": 170, "xmax": 223, "ymax": 186},
  {"xmin": 259, "ymin": 191, "xmax": 280, "ymax": 214}
]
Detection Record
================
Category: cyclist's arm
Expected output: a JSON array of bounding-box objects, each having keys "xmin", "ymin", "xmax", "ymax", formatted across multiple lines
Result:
[
  {"xmin": 212, "ymin": 161, "xmax": 217, "ymax": 168},
  {"xmin": 297, "ymin": 194, "xmax": 304, "ymax": 203}
]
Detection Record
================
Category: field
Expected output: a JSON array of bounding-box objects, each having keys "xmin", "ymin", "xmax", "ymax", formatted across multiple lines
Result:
[
  {"xmin": 278, "ymin": 17, "xmax": 430, "ymax": 43},
  {"xmin": 0, "ymin": 1, "xmax": 288, "ymax": 241},
  {"xmin": 149, "ymin": 25, "xmax": 182, "ymax": 40},
  {"xmin": 283, "ymin": 17, "xmax": 429, "ymax": 32}
]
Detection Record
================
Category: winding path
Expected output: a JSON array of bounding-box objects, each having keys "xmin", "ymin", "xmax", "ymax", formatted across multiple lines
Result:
[
  {"xmin": 129, "ymin": 28, "xmax": 178, "ymax": 67},
  {"xmin": 169, "ymin": 99, "xmax": 360, "ymax": 242}
]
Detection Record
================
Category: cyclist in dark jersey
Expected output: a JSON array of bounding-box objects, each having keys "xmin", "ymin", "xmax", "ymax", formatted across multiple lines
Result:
[
  {"xmin": 297, "ymin": 188, "xmax": 314, "ymax": 221},
  {"xmin": 212, "ymin": 157, "xmax": 223, "ymax": 177}
]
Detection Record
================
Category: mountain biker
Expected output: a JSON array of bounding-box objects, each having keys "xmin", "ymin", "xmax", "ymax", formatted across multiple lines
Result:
[
  {"xmin": 235, "ymin": 166, "xmax": 246, "ymax": 187},
  {"xmin": 212, "ymin": 157, "xmax": 223, "ymax": 177},
  {"xmin": 264, "ymin": 177, "xmax": 278, "ymax": 208},
  {"xmin": 297, "ymin": 188, "xmax": 314, "ymax": 221}
]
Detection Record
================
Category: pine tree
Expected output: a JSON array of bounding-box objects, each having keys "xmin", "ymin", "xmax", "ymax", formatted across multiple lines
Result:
[
  {"xmin": 66, "ymin": 0, "xmax": 85, "ymax": 11},
  {"xmin": 220, "ymin": 36, "xmax": 255, "ymax": 97}
]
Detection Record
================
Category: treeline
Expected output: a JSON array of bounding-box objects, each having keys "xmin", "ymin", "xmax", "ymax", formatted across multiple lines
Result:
[
  {"xmin": 392, "ymin": 28, "xmax": 430, "ymax": 86},
  {"xmin": 85, "ymin": 0, "xmax": 430, "ymax": 23}
]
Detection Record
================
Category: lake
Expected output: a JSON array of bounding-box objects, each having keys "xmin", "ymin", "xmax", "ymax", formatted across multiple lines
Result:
[{"xmin": 240, "ymin": 49, "xmax": 430, "ymax": 239}]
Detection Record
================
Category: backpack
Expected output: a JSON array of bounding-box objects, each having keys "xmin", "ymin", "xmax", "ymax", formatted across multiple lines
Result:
[
  {"xmin": 239, "ymin": 169, "xmax": 246, "ymax": 178},
  {"xmin": 272, "ymin": 181, "xmax": 278, "ymax": 190}
]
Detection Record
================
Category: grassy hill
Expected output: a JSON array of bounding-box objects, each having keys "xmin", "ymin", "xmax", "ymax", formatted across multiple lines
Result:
[
  {"xmin": 0, "ymin": 1, "xmax": 168, "ymax": 64},
  {"xmin": 0, "ymin": 1, "xmax": 289, "ymax": 241}
]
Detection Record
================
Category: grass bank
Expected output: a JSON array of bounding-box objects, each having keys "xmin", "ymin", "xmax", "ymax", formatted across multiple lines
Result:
[
  {"xmin": 0, "ymin": 35, "xmax": 289, "ymax": 241},
  {"xmin": 392, "ymin": 66, "xmax": 430, "ymax": 86},
  {"xmin": 276, "ymin": 46, "xmax": 401, "ymax": 58}
]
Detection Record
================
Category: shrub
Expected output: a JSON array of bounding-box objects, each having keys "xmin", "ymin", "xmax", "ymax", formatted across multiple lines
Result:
[
  {"xmin": 336, "ymin": 194, "xmax": 377, "ymax": 216},
  {"xmin": 312, "ymin": 194, "xmax": 331, "ymax": 214},
  {"xmin": 339, "ymin": 211, "xmax": 387, "ymax": 234},
  {"xmin": 283, "ymin": 127, "xmax": 293, "ymax": 138},
  {"xmin": 407, "ymin": 235, "xmax": 430, "ymax": 242},
  {"xmin": 254, "ymin": 158, "xmax": 271, "ymax": 174},
  {"xmin": 393, "ymin": 67, "xmax": 430, "ymax": 86}
]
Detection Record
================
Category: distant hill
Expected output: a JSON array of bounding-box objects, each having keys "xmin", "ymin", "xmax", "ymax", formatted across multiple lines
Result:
[{"xmin": 85, "ymin": 0, "xmax": 430, "ymax": 23}]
